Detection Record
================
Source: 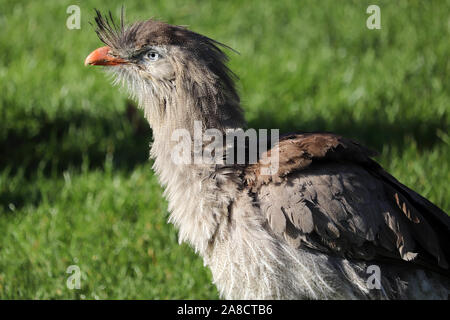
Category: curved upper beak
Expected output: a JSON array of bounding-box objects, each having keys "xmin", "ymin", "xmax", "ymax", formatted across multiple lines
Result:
[{"xmin": 84, "ymin": 46, "xmax": 127, "ymax": 66}]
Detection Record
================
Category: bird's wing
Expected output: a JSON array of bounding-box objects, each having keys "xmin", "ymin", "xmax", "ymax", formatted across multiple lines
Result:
[{"xmin": 245, "ymin": 133, "xmax": 450, "ymax": 274}]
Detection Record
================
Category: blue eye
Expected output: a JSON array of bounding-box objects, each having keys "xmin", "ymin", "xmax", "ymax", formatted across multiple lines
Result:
[{"xmin": 146, "ymin": 51, "xmax": 160, "ymax": 61}]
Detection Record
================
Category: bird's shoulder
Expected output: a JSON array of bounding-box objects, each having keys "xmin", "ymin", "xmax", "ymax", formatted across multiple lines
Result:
[{"xmin": 244, "ymin": 132, "xmax": 377, "ymax": 189}]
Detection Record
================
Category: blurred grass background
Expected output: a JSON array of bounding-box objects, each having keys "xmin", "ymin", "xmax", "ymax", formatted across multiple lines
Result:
[{"xmin": 0, "ymin": 0, "xmax": 449, "ymax": 299}]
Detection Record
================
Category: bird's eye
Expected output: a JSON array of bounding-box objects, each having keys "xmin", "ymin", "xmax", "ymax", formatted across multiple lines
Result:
[{"xmin": 146, "ymin": 51, "xmax": 160, "ymax": 61}]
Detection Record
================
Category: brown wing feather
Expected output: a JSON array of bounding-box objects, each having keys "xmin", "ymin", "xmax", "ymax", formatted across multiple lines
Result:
[{"xmin": 245, "ymin": 133, "xmax": 450, "ymax": 275}]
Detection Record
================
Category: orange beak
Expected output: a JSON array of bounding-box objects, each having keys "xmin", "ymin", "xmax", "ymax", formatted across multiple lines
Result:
[{"xmin": 84, "ymin": 46, "xmax": 127, "ymax": 66}]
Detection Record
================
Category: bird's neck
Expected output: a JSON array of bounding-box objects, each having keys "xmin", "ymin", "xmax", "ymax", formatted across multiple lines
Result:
[{"xmin": 143, "ymin": 89, "xmax": 245, "ymax": 253}]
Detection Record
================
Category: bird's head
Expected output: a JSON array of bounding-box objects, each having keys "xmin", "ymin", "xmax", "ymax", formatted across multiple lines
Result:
[{"xmin": 85, "ymin": 9, "xmax": 244, "ymax": 130}]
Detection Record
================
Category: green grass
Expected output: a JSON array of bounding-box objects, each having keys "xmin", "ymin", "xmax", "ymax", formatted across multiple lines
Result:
[
  {"xmin": 0, "ymin": 0, "xmax": 449, "ymax": 299},
  {"xmin": 0, "ymin": 161, "xmax": 217, "ymax": 299}
]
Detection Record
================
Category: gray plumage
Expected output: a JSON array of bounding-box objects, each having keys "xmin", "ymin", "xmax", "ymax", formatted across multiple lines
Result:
[{"xmin": 85, "ymin": 10, "xmax": 450, "ymax": 299}]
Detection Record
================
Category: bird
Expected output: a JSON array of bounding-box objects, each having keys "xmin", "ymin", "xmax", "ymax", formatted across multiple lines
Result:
[{"xmin": 84, "ymin": 10, "xmax": 450, "ymax": 299}]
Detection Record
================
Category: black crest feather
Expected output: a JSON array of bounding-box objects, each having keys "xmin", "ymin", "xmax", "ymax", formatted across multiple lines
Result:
[{"xmin": 93, "ymin": 7, "xmax": 126, "ymax": 49}]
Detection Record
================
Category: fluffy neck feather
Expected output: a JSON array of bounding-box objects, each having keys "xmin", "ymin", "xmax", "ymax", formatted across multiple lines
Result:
[{"xmin": 124, "ymin": 57, "xmax": 246, "ymax": 253}]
